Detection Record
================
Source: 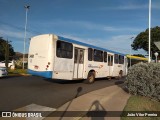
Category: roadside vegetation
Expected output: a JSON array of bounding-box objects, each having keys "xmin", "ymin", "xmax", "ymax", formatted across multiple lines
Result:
[
  {"xmin": 121, "ymin": 95, "xmax": 160, "ymax": 120},
  {"xmin": 131, "ymin": 26, "xmax": 160, "ymax": 59},
  {"xmin": 8, "ymin": 69, "xmax": 27, "ymax": 75},
  {"xmin": 7, "ymin": 62, "xmax": 28, "ymax": 75},
  {"xmin": 125, "ymin": 62, "xmax": 160, "ymax": 101},
  {"xmin": 122, "ymin": 62, "xmax": 160, "ymax": 120}
]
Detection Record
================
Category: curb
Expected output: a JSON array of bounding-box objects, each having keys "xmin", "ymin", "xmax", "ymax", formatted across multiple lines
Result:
[{"xmin": 9, "ymin": 74, "xmax": 31, "ymax": 77}]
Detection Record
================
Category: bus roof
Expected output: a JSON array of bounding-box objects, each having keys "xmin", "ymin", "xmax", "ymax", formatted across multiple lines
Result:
[{"xmin": 58, "ymin": 36, "xmax": 126, "ymax": 56}]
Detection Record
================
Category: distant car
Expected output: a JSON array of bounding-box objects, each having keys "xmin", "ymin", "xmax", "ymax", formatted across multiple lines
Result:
[
  {"xmin": 0, "ymin": 67, "xmax": 8, "ymax": 77},
  {"xmin": 0, "ymin": 60, "xmax": 15, "ymax": 69}
]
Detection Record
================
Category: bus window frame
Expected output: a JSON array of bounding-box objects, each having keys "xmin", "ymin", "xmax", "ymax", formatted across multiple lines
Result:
[
  {"xmin": 93, "ymin": 49, "xmax": 103, "ymax": 62},
  {"xmin": 104, "ymin": 52, "xmax": 107, "ymax": 62},
  {"xmin": 88, "ymin": 48, "xmax": 93, "ymax": 61},
  {"xmin": 114, "ymin": 54, "xmax": 119, "ymax": 64},
  {"xmin": 56, "ymin": 40, "xmax": 73, "ymax": 59}
]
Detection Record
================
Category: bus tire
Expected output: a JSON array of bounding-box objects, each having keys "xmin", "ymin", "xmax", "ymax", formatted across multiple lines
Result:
[
  {"xmin": 84, "ymin": 72, "xmax": 95, "ymax": 84},
  {"xmin": 119, "ymin": 70, "xmax": 123, "ymax": 79}
]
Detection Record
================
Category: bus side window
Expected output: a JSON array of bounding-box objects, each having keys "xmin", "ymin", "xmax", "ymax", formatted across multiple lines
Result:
[
  {"xmin": 88, "ymin": 48, "xmax": 93, "ymax": 61},
  {"xmin": 114, "ymin": 54, "xmax": 119, "ymax": 64},
  {"xmin": 111, "ymin": 56, "xmax": 113, "ymax": 66},
  {"xmin": 108, "ymin": 55, "xmax": 113, "ymax": 66},
  {"xmin": 119, "ymin": 55, "xmax": 124, "ymax": 64},
  {"xmin": 94, "ymin": 49, "xmax": 103, "ymax": 62},
  {"xmin": 74, "ymin": 49, "xmax": 78, "ymax": 63},
  {"xmin": 79, "ymin": 50, "xmax": 84, "ymax": 64},
  {"xmin": 56, "ymin": 40, "xmax": 73, "ymax": 59},
  {"xmin": 108, "ymin": 55, "xmax": 110, "ymax": 66},
  {"xmin": 104, "ymin": 52, "xmax": 107, "ymax": 62}
]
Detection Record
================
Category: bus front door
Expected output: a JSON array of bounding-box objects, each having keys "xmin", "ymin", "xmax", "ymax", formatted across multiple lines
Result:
[
  {"xmin": 73, "ymin": 48, "xmax": 84, "ymax": 79},
  {"xmin": 108, "ymin": 54, "xmax": 113, "ymax": 76}
]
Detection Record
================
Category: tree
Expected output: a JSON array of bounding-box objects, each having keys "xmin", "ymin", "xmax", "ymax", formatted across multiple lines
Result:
[
  {"xmin": 131, "ymin": 26, "xmax": 160, "ymax": 58},
  {"xmin": 0, "ymin": 37, "xmax": 15, "ymax": 67}
]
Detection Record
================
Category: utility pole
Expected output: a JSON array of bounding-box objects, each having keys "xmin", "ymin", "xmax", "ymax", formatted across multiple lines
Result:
[
  {"xmin": 23, "ymin": 5, "xmax": 30, "ymax": 69},
  {"xmin": 148, "ymin": 0, "xmax": 151, "ymax": 63}
]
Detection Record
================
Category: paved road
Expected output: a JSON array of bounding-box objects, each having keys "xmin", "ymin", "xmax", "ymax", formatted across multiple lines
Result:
[{"xmin": 0, "ymin": 76, "xmax": 124, "ymax": 111}]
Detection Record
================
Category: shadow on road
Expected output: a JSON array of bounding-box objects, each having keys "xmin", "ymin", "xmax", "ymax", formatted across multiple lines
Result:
[
  {"xmin": 48, "ymin": 87, "xmax": 83, "ymax": 119},
  {"xmin": 43, "ymin": 77, "xmax": 120, "ymax": 84},
  {"xmin": 115, "ymin": 78, "xmax": 129, "ymax": 94},
  {"xmin": 86, "ymin": 100, "xmax": 107, "ymax": 120},
  {"xmin": 115, "ymin": 80, "xmax": 124, "ymax": 85},
  {"xmin": 59, "ymin": 86, "xmax": 82, "ymax": 120},
  {"xmin": 43, "ymin": 78, "xmax": 83, "ymax": 84},
  {"xmin": 0, "ymin": 75, "xmax": 21, "ymax": 80}
]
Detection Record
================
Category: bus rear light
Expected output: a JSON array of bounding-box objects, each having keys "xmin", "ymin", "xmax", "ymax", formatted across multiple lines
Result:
[
  {"xmin": 48, "ymin": 62, "xmax": 50, "ymax": 65},
  {"xmin": 46, "ymin": 65, "xmax": 49, "ymax": 68}
]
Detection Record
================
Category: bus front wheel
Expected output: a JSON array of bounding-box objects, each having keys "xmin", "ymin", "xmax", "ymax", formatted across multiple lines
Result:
[{"xmin": 84, "ymin": 72, "xmax": 95, "ymax": 84}]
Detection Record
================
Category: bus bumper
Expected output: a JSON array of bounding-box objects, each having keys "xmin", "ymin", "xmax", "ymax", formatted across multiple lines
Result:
[{"xmin": 27, "ymin": 69, "xmax": 52, "ymax": 78}]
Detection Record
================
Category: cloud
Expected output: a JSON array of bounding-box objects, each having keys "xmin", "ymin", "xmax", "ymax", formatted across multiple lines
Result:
[
  {"xmin": 0, "ymin": 29, "xmax": 23, "ymax": 39},
  {"xmin": 99, "ymin": 35, "xmax": 147, "ymax": 54},
  {"xmin": 0, "ymin": 23, "xmax": 146, "ymax": 54},
  {"xmin": 39, "ymin": 20, "xmax": 143, "ymax": 33},
  {"xmin": 116, "ymin": 4, "xmax": 148, "ymax": 10},
  {"xmin": 103, "ymin": 26, "xmax": 142, "ymax": 32},
  {"xmin": 57, "ymin": 33, "xmax": 146, "ymax": 54},
  {"xmin": 101, "ymin": 1, "xmax": 160, "ymax": 10},
  {"xmin": 103, "ymin": 35, "xmax": 136, "ymax": 51},
  {"xmin": 57, "ymin": 33, "xmax": 95, "ymax": 45},
  {"xmin": 0, "ymin": 25, "xmax": 34, "ymax": 40},
  {"xmin": 152, "ymin": 2, "xmax": 160, "ymax": 9}
]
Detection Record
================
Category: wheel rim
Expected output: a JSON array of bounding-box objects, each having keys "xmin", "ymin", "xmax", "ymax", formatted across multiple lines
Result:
[
  {"xmin": 88, "ymin": 74, "xmax": 94, "ymax": 82},
  {"xmin": 119, "ymin": 71, "xmax": 123, "ymax": 78}
]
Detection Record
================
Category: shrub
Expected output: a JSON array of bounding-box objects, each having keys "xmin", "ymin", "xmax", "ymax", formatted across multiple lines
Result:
[
  {"xmin": 15, "ymin": 60, "xmax": 28, "ymax": 69},
  {"xmin": 8, "ymin": 69, "xmax": 27, "ymax": 74},
  {"xmin": 125, "ymin": 62, "xmax": 160, "ymax": 101}
]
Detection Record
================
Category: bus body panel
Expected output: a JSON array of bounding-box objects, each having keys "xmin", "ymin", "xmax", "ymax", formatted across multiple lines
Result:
[
  {"xmin": 28, "ymin": 34, "xmax": 127, "ymax": 80},
  {"xmin": 53, "ymin": 57, "xmax": 74, "ymax": 80},
  {"xmin": 28, "ymin": 34, "xmax": 55, "ymax": 78},
  {"xmin": 86, "ymin": 61, "xmax": 107, "ymax": 78}
]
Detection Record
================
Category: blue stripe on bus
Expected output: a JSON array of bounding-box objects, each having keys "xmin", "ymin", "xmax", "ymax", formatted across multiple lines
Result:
[
  {"xmin": 27, "ymin": 69, "xmax": 52, "ymax": 78},
  {"xmin": 58, "ymin": 36, "xmax": 126, "ymax": 56}
]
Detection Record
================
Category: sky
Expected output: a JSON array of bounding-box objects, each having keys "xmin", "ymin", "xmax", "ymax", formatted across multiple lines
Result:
[{"xmin": 0, "ymin": 0, "xmax": 160, "ymax": 55}]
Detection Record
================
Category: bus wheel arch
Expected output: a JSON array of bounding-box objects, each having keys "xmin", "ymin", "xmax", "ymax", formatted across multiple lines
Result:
[{"xmin": 84, "ymin": 70, "xmax": 95, "ymax": 84}]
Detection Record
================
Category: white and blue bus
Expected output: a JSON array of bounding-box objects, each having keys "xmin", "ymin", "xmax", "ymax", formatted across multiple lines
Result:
[{"xmin": 28, "ymin": 34, "xmax": 128, "ymax": 83}]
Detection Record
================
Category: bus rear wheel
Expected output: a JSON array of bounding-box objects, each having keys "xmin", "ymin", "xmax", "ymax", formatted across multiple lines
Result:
[
  {"xmin": 84, "ymin": 72, "xmax": 95, "ymax": 84},
  {"xmin": 119, "ymin": 70, "xmax": 123, "ymax": 79}
]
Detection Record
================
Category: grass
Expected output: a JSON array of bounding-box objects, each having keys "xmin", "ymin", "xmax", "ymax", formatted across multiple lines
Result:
[
  {"xmin": 121, "ymin": 95, "xmax": 160, "ymax": 120},
  {"xmin": 8, "ymin": 69, "xmax": 27, "ymax": 75}
]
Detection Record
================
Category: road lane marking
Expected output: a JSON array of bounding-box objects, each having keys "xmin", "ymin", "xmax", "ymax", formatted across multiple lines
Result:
[{"xmin": 4, "ymin": 103, "xmax": 57, "ymax": 120}]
